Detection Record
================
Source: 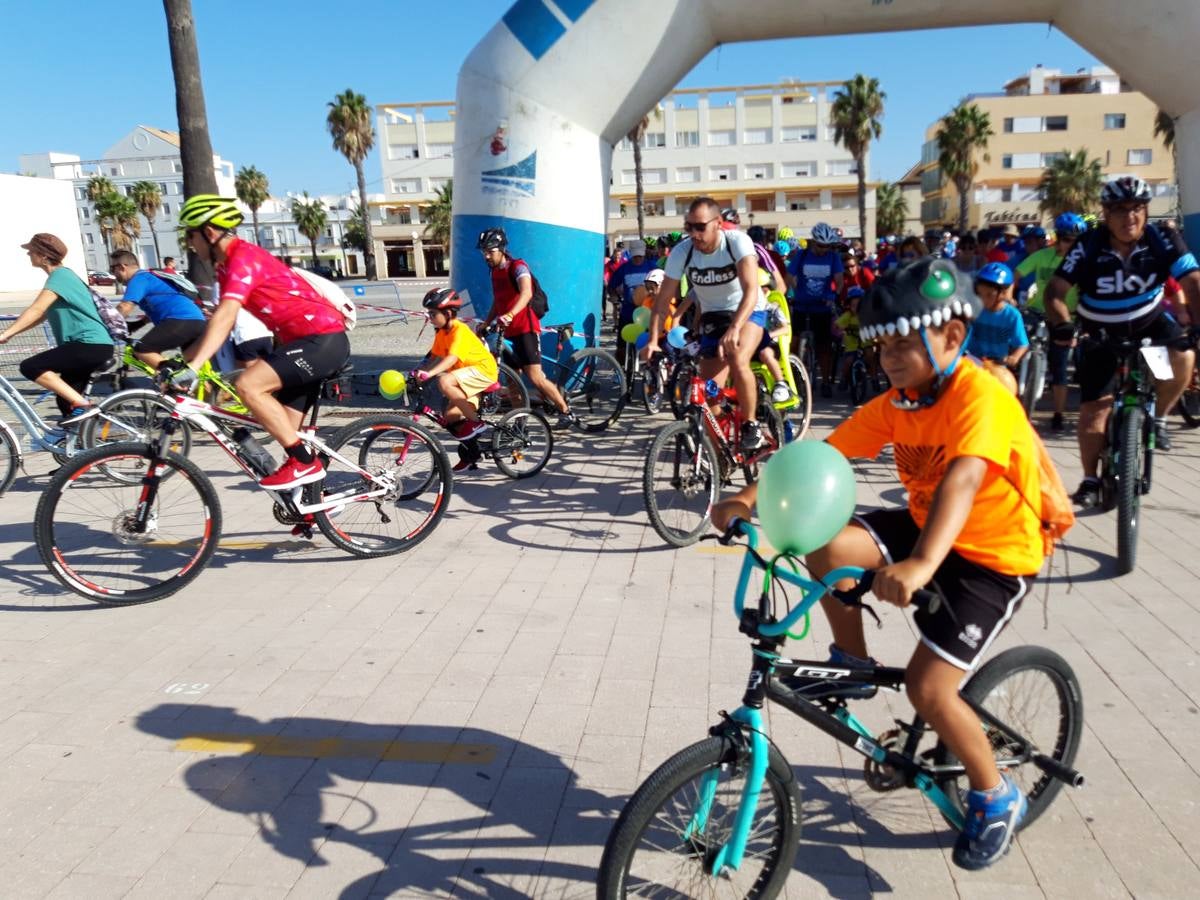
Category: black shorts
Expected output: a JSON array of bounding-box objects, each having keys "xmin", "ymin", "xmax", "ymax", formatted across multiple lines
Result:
[
  {"xmin": 133, "ymin": 319, "xmax": 207, "ymax": 354},
  {"xmin": 854, "ymin": 508, "xmax": 1032, "ymax": 671},
  {"xmin": 19, "ymin": 342, "xmax": 114, "ymax": 415},
  {"xmin": 1076, "ymin": 308, "xmax": 1189, "ymax": 402},
  {"xmin": 234, "ymin": 336, "xmax": 274, "ymax": 363},
  {"xmin": 791, "ymin": 310, "xmax": 834, "ymax": 353},
  {"xmin": 505, "ymin": 331, "xmax": 542, "ymax": 369},
  {"xmin": 264, "ymin": 331, "xmax": 351, "ymax": 411}
]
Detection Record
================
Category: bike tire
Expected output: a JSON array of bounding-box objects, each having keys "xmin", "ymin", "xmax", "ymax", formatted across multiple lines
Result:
[
  {"xmin": 850, "ymin": 361, "xmax": 868, "ymax": 406},
  {"xmin": 491, "ymin": 408, "xmax": 553, "ymax": 479},
  {"xmin": 0, "ymin": 421, "xmax": 19, "ymax": 495},
  {"xmin": 788, "ymin": 354, "xmax": 814, "ymax": 440},
  {"xmin": 643, "ymin": 419, "xmax": 720, "ymax": 547},
  {"xmin": 668, "ymin": 358, "xmax": 697, "ymax": 420},
  {"xmin": 35, "ymin": 442, "xmax": 221, "ymax": 604},
  {"xmin": 1178, "ymin": 378, "xmax": 1200, "ymax": 427},
  {"xmin": 480, "ymin": 362, "xmax": 530, "ymax": 417},
  {"xmin": 934, "ymin": 645, "xmax": 1084, "ymax": 832},
  {"xmin": 83, "ymin": 389, "xmax": 193, "ymax": 484},
  {"xmin": 560, "ymin": 347, "xmax": 626, "ymax": 432},
  {"xmin": 597, "ymin": 734, "xmax": 802, "ymax": 899},
  {"xmin": 1021, "ymin": 349, "xmax": 1047, "ymax": 418},
  {"xmin": 639, "ymin": 357, "xmax": 667, "ymax": 415},
  {"xmin": 1116, "ymin": 404, "xmax": 1145, "ymax": 575},
  {"xmin": 316, "ymin": 414, "xmax": 452, "ymax": 558}
]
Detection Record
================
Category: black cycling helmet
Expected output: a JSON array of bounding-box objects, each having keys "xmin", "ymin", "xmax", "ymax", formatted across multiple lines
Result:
[
  {"xmin": 422, "ymin": 287, "xmax": 463, "ymax": 312},
  {"xmin": 746, "ymin": 225, "xmax": 767, "ymax": 244},
  {"xmin": 1101, "ymin": 176, "xmax": 1152, "ymax": 206},
  {"xmin": 477, "ymin": 227, "xmax": 508, "ymax": 251}
]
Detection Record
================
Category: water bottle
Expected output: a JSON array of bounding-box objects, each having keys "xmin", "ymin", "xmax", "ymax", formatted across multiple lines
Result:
[
  {"xmin": 783, "ymin": 418, "xmax": 796, "ymax": 444},
  {"xmin": 704, "ymin": 379, "xmax": 720, "ymax": 400},
  {"xmin": 232, "ymin": 427, "xmax": 277, "ymax": 477}
]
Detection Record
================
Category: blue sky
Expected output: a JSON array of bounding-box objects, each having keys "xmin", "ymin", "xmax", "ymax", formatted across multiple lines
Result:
[{"xmin": 2, "ymin": 2, "xmax": 1100, "ymax": 196}]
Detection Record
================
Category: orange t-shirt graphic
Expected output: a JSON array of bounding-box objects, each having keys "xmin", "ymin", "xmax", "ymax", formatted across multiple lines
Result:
[{"xmin": 827, "ymin": 358, "xmax": 1043, "ymax": 576}]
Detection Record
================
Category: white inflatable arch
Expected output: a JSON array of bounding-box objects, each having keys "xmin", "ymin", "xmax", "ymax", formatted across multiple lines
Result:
[{"xmin": 451, "ymin": 0, "xmax": 1199, "ymax": 333}]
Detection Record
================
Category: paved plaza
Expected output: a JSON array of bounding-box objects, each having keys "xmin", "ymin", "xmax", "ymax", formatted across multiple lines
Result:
[{"xmin": 2, "ymin": 367, "xmax": 1200, "ymax": 897}]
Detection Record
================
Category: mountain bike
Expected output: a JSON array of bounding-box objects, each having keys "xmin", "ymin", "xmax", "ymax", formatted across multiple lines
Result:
[
  {"xmin": 643, "ymin": 344, "xmax": 784, "ymax": 547},
  {"xmin": 1018, "ymin": 309, "xmax": 1049, "ymax": 418},
  {"xmin": 35, "ymin": 365, "xmax": 453, "ymax": 605},
  {"xmin": 1095, "ymin": 336, "xmax": 1162, "ymax": 575},
  {"xmin": 597, "ymin": 520, "xmax": 1085, "ymax": 898},
  {"xmin": 407, "ymin": 374, "xmax": 553, "ymax": 479},
  {"xmin": 486, "ymin": 323, "xmax": 625, "ymax": 431}
]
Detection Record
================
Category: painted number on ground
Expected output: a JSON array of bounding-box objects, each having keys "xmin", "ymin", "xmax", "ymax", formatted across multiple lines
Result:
[{"xmin": 164, "ymin": 682, "xmax": 210, "ymax": 695}]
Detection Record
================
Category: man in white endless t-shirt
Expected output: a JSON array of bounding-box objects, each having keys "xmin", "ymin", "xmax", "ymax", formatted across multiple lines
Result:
[{"xmin": 644, "ymin": 197, "xmax": 766, "ymax": 451}]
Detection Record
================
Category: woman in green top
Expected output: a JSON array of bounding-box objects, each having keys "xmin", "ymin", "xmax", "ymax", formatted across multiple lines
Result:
[{"xmin": 0, "ymin": 233, "xmax": 114, "ymax": 425}]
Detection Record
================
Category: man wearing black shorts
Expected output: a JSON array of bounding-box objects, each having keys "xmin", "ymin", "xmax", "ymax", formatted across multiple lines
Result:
[
  {"xmin": 476, "ymin": 227, "xmax": 574, "ymax": 429},
  {"xmin": 110, "ymin": 251, "xmax": 207, "ymax": 371}
]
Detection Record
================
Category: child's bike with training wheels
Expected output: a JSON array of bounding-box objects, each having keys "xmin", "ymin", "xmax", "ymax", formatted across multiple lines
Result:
[
  {"xmin": 406, "ymin": 371, "xmax": 554, "ymax": 479},
  {"xmin": 597, "ymin": 520, "xmax": 1085, "ymax": 898},
  {"xmin": 34, "ymin": 363, "xmax": 453, "ymax": 605}
]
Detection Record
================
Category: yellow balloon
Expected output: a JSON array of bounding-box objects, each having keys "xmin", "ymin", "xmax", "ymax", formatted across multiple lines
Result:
[
  {"xmin": 620, "ymin": 323, "xmax": 645, "ymax": 343},
  {"xmin": 379, "ymin": 369, "xmax": 407, "ymax": 396}
]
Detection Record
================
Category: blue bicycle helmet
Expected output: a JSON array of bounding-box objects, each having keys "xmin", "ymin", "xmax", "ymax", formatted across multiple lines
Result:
[
  {"xmin": 774, "ymin": 239, "xmax": 791, "ymax": 257},
  {"xmin": 975, "ymin": 261, "xmax": 1014, "ymax": 287},
  {"xmin": 1054, "ymin": 212, "xmax": 1087, "ymax": 237},
  {"xmin": 1022, "ymin": 224, "xmax": 1046, "ymax": 239},
  {"xmin": 811, "ymin": 222, "xmax": 840, "ymax": 246}
]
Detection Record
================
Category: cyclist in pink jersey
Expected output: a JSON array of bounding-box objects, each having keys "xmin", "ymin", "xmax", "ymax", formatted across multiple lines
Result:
[{"xmin": 176, "ymin": 195, "xmax": 350, "ymax": 489}]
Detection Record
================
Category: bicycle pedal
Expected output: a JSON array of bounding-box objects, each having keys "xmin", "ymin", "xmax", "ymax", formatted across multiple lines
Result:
[{"xmin": 290, "ymin": 524, "xmax": 315, "ymax": 539}]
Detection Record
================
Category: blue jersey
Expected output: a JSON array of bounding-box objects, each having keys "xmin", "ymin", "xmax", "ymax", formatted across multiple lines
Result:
[
  {"xmin": 1055, "ymin": 223, "xmax": 1198, "ymax": 324},
  {"xmin": 787, "ymin": 249, "xmax": 843, "ymax": 313},
  {"xmin": 967, "ymin": 303, "xmax": 1029, "ymax": 360},
  {"xmin": 608, "ymin": 258, "xmax": 659, "ymax": 312},
  {"xmin": 122, "ymin": 270, "xmax": 206, "ymax": 324}
]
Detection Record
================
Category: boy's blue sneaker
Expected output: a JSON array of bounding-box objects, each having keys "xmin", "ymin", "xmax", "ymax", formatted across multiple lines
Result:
[
  {"xmin": 952, "ymin": 775, "xmax": 1027, "ymax": 870},
  {"xmin": 779, "ymin": 643, "xmax": 879, "ymax": 700}
]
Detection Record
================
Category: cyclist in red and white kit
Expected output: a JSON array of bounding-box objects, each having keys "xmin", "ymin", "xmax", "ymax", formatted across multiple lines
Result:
[{"xmin": 176, "ymin": 195, "xmax": 350, "ymax": 489}]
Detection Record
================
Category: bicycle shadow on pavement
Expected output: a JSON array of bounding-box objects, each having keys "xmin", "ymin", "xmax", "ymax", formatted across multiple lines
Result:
[{"xmin": 136, "ymin": 704, "xmax": 613, "ymax": 898}]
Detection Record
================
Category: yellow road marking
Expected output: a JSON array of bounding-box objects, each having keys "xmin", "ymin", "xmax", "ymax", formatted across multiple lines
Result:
[{"xmin": 174, "ymin": 733, "xmax": 497, "ymax": 764}]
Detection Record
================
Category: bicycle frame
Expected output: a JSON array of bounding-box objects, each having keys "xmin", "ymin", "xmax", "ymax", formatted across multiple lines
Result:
[
  {"xmin": 0, "ymin": 371, "xmax": 81, "ymax": 454},
  {"xmin": 116, "ymin": 346, "xmax": 245, "ymax": 411}
]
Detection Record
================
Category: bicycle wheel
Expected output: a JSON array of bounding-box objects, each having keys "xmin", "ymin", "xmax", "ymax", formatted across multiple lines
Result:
[
  {"xmin": 35, "ymin": 442, "xmax": 221, "ymax": 604},
  {"xmin": 934, "ymin": 645, "xmax": 1084, "ymax": 832},
  {"xmin": 643, "ymin": 420, "xmax": 720, "ymax": 547},
  {"xmin": 787, "ymin": 354, "xmax": 814, "ymax": 440},
  {"xmin": 640, "ymin": 357, "xmax": 668, "ymax": 415},
  {"xmin": 480, "ymin": 362, "xmax": 529, "ymax": 417},
  {"xmin": 83, "ymin": 390, "xmax": 193, "ymax": 484},
  {"xmin": 850, "ymin": 361, "xmax": 869, "ymax": 405},
  {"xmin": 560, "ymin": 347, "xmax": 626, "ymax": 432},
  {"xmin": 668, "ymin": 358, "xmax": 698, "ymax": 420},
  {"xmin": 0, "ymin": 422, "xmax": 18, "ymax": 495},
  {"xmin": 316, "ymin": 414, "xmax": 452, "ymax": 558},
  {"xmin": 1178, "ymin": 374, "xmax": 1200, "ymax": 427},
  {"xmin": 597, "ymin": 735, "xmax": 802, "ymax": 899},
  {"xmin": 1021, "ymin": 349, "xmax": 1047, "ymax": 418},
  {"xmin": 490, "ymin": 408, "xmax": 553, "ymax": 479},
  {"xmin": 1116, "ymin": 404, "xmax": 1145, "ymax": 575}
]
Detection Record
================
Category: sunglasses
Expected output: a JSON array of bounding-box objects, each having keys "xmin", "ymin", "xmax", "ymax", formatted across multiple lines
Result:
[{"xmin": 682, "ymin": 217, "xmax": 717, "ymax": 233}]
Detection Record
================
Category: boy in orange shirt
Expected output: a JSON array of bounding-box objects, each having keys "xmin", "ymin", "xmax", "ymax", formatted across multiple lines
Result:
[{"xmin": 714, "ymin": 258, "xmax": 1047, "ymax": 871}]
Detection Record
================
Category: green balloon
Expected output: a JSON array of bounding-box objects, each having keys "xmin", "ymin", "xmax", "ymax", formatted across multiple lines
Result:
[
  {"xmin": 380, "ymin": 388, "xmax": 404, "ymax": 401},
  {"xmin": 621, "ymin": 322, "xmax": 645, "ymax": 343},
  {"xmin": 632, "ymin": 306, "xmax": 652, "ymax": 329},
  {"xmin": 758, "ymin": 440, "xmax": 856, "ymax": 555}
]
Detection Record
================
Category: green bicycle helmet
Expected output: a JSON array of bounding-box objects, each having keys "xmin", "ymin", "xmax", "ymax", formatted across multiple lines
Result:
[{"xmin": 179, "ymin": 194, "xmax": 244, "ymax": 230}]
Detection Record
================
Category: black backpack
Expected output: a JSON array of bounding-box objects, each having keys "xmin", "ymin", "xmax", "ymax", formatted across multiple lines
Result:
[{"xmin": 508, "ymin": 259, "xmax": 549, "ymax": 319}]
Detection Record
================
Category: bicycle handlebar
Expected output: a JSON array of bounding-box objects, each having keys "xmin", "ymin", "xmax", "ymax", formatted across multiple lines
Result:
[{"xmin": 723, "ymin": 518, "xmax": 949, "ymax": 637}]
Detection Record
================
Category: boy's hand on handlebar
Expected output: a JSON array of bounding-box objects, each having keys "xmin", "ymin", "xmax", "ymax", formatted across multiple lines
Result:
[
  {"xmin": 639, "ymin": 341, "xmax": 658, "ymax": 363},
  {"xmin": 871, "ymin": 558, "xmax": 937, "ymax": 608}
]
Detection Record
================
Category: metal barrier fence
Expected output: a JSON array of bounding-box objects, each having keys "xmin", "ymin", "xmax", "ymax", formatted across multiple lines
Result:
[{"xmin": 0, "ymin": 316, "xmax": 56, "ymax": 384}]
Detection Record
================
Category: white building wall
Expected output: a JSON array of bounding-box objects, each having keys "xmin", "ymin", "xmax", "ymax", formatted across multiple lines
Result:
[{"xmin": 0, "ymin": 174, "xmax": 87, "ymax": 292}]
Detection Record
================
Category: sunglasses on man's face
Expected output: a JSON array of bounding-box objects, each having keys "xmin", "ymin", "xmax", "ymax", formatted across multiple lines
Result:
[{"xmin": 683, "ymin": 217, "xmax": 716, "ymax": 233}]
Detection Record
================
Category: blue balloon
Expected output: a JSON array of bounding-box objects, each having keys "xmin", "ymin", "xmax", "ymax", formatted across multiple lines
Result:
[
  {"xmin": 635, "ymin": 331, "xmax": 651, "ymax": 349},
  {"xmin": 667, "ymin": 326, "xmax": 688, "ymax": 350}
]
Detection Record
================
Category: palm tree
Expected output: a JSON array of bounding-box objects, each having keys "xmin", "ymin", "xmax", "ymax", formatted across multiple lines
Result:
[
  {"xmin": 1154, "ymin": 108, "xmax": 1176, "ymax": 153},
  {"xmin": 130, "ymin": 181, "xmax": 164, "ymax": 265},
  {"xmin": 1038, "ymin": 149, "xmax": 1103, "ymax": 217},
  {"xmin": 343, "ymin": 203, "xmax": 367, "ymax": 253},
  {"xmin": 424, "ymin": 180, "xmax": 453, "ymax": 255},
  {"xmin": 830, "ymin": 74, "xmax": 886, "ymax": 244},
  {"xmin": 327, "ymin": 89, "xmax": 376, "ymax": 279},
  {"xmin": 936, "ymin": 103, "xmax": 995, "ymax": 231},
  {"xmin": 875, "ymin": 182, "xmax": 908, "ymax": 236},
  {"xmin": 292, "ymin": 193, "xmax": 328, "ymax": 268},
  {"xmin": 235, "ymin": 165, "xmax": 270, "ymax": 245},
  {"xmin": 96, "ymin": 194, "xmax": 140, "ymax": 253},
  {"xmin": 626, "ymin": 107, "xmax": 662, "ymax": 240},
  {"xmin": 87, "ymin": 176, "xmax": 118, "ymax": 257}
]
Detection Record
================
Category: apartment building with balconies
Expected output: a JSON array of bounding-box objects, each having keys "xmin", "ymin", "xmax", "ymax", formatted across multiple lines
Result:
[{"xmin": 917, "ymin": 65, "xmax": 1176, "ymax": 232}]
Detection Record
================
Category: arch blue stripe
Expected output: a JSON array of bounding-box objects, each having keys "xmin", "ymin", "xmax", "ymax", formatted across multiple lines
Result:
[
  {"xmin": 503, "ymin": 0, "xmax": 565, "ymax": 60},
  {"xmin": 554, "ymin": 0, "xmax": 595, "ymax": 21}
]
